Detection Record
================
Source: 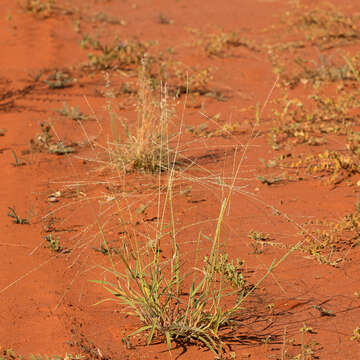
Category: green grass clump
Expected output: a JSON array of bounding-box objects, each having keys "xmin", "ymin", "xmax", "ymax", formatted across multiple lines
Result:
[{"xmin": 93, "ymin": 192, "xmax": 253, "ymax": 354}]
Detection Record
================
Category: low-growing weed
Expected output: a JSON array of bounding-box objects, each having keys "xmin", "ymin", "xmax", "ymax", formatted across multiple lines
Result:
[
  {"xmin": 186, "ymin": 120, "xmax": 247, "ymax": 138},
  {"xmin": 44, "ymin": 70, "xmax": 74, "ymax": 89},
  {"xmin": 351, "ymin": 327, "xmax": 360, "ymax": 343},
  {"xmin": 257, "ymin": 174, "xmax": 284, "ymax": 185},
  {"xmin": 93, "ymin": 12, "xmax": 126, "ymax": 25},
  {"xmin": 298, "ymin": 206, "xmax": 360, "ymax": 265},
  {"xmin": 29, "ymin": 122, "xmax": 75, "ymax": 155},
  {"xmin": 202, "ymin": 253, "xmax": 248, "ymax": 289},
  {"xmin": 270, "ymin": 93, "xmax": 360, "ymax": 149},
  {"xmin": 55, "ymin": 102, "xmax": 89, "ymax": 121},
  {"xmin": 277, "ymin": 324, "xmax": 320, "ymax": 360},
  {"xmin": 248, "ymin": 230, "xmax": 270, "ymax": 241},
  {"xmin": 80, "ymin": 34, "xmax": 153, "ymax": 71},
  {"xmin": 278, "ymin": 53, "xmax": 354, "ymax": 89},
  {"xmin": 191, "ymin": 28, "xmax": 260, "ymax": 57},
  {"xmin": 8, "ymin": 207, "xmax": 29, "ymax": 225},
  {"xmin": 19, "ymin": 0, "xmax": 73, "ymax": 19},
  {"xmin": 0, "ymin": 349, "xmax": 83, "ymax": 360},
  {"xmin": 45, "ymin": 234, "xmax": 62, "ymax": 253},
  {"xmin": 157, "ymin": 13, "xmax": 173, "ymax": 25},
  {"xmin": 10, "ymin": 149, "xmax": 26, "ymax": 167},
  {"xmin": 19, "ymin": 0, "xmax": 55, "ymax": 18},
  {"xmin": 284, "ymin": 5, "xmax": 360, "ymax": 50},
  {"xmin": 276, "ymin": 149, "xmax": 360, "ymax": 185}
]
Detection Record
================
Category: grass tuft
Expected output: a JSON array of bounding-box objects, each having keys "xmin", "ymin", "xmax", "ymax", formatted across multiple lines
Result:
[{"xmin": 105, "ymin": 60, "xmax": 176, "ymax": 173}]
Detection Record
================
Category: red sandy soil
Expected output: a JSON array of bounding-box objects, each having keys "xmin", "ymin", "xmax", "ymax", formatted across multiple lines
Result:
[{"xmin": 1, "ymin": 0, "xmax": 360, "ymax": 359}]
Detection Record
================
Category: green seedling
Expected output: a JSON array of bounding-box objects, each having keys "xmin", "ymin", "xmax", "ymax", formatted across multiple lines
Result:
[
  {"xmin": 94, "ymin": 12, "xmax": 125, "ymax": 25},
  {"xmin": 248, "ymin": 230, "xmax": 270, "ymax": 241},
  {"xmin": 47, "ymin": 142, "xmax": 75, "ymax": 155},
  {"xmin": 44, "ymin": 70, "xmax": 74, "ymax": 89},
  {"xmin": 80, "ymin": 34, "xmax": 152, "ymax": 70},
  {"xmin": 10, "ymin": 149, "xmax": 26, "ymax": 167},
  {"xmin": 272, "ymin": 5, "xmax": 360, "ymax": 56},
  {"xmin": 8, "ymin": 207, "xmax": 29, "ymax": 224},
  {"xmin": 312, "ymin": 304, "xmax": 335, "ymax": 317},
  {"xmin": 158, "ymin": 13, "xmax": 173, "ymax": 25},
  {"xmin": 136, "ymin": 203, "xmax": 148, "ymax": 214},
  {"xmin": 30, "ymin": 122, "xmax": 75, "ymax": 155},
  {"xmin": 298, "ymin": 324, "xmax": 319, "ymax": 360},
  {"xmin": 0, "ymin": 350, "xmax": 84, "ymax": 360},
  {"xmin": 55, "ymin": 102, "xmax": 89, "ymax": 121},
  {"xmin": 257, "ymin": 174, "xmax": 283, "ymax": 185},
  {"xmin": 351, "ymin": 327, "xmax": 360, "ymax": 343},
  {"xmin": 192, "ymin": 28, "xmax": 260, "ymax": 57},
  {"xmin": 298, "ymin": 205, "xmax": 360, "ymax": 265},
  {"xmin": 0, "ymin": 348, "xmax": 17, "ymax": 360},
  {"xmin": 203, "ymin": 252, "xmax": 247, "ymax": 289},
  {"xmin": 92, "ymin": 244, "xmax": 119, "ymax": 255},
  {"xmin": 45, "ymin": 234, "xmax": 62, "ymax": 252},
  {"xmin": 19, "ymin": 0, "xmax": 55, "ymax": 19},
  {"xmin": 248, "ymin": 231, "xmax": 269, "ymax": 255}
]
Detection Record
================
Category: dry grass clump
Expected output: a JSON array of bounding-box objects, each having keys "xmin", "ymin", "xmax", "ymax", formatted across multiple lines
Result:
[{"xmin": 105, "ymin": 62, "xmax": 176, "ymax": 173}]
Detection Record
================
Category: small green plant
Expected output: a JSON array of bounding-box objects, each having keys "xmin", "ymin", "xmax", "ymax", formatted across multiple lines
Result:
[
  {"xmin": 192, "ymin": 28, "xmax": 260, "ymax": 57},
  {"xmin": 171, "ymin": 62, "xmax": 214, "ymax": 95},
  {"xmin": 279, "ymin": 53, "xmax": 353, "ymax": 88},
  {"xmin": 270, "ymin": 93, "xmax": 360, "ymax": 149},
  {"xmin": 29, "ymin": 122, "xmax": 75, "ymax": 155},
  {"xmin": 297, "ymin": 324, "xmax": 318, "ymax": 360},
  {"xmin": 45, "ymin": 234, "xmax": 62, "ymax": 252},
  {"xmin": 298, "ymin": 205, "xmax": 360, "ymax": 265},
  {"xmin": 158, "ymin": 13, "xmax": 173, "ymax": 25},
  {"xmin": 248, "ymin": 230, "xmax": 270, "ymax": 255},
  {"xmin": 257, "ymin": 174, "xmax": 284, "ymax": 185},
  {"xmin": 19, "ymin": 0, "xmax": 55, "ymax": 18},
  {"xmin": 186, "ymin": 119, "xmax": 247, "ymax": 138},
  {"xmin": 92, "ymin": 243, "xmax": 119, "ymax": 255},
  {"xmin": 80, "ymin": 34, "xmax": 152, "ymax": 70},
  {"xmin": 55, "ymin": 102, "xmax": 89, "ymax": 121},
  {"xmin": 292, "ymin": 6, "xmax": 360, "ymax": 49},
  {"xmin": 8, "ymin": 207, "xmax": 29, "ymax": 225},
  {"xmin": 203, "ymin": 253, "xmax": 247, "ymax": 288},
  {"xmin": 351, "ymin": 327, "xmax": 360, "ymax": 343},
  {"xmin": 10, "ymin": 149, "xmax": 26, "ymax": 167},
  {"xmin": 248, "ymin": 230, "xmax": 270, "ymax": 241},
  {"xmin": 0, "ymin": 349, "xmax": 83, "ymax": 360},
  {"xmin": 278, "ymin": 149, "xmax": 360, "ymax": 185},
  {"xmin": 312, "ymin": 304, "xmax": 335, "ymax": 317},
  {"xmin": 0, "ymin": 348, "xmax": 18, "ymax": 360},
  {"xmin": 93, "ymin": 12, "xmax": 125, "ymax": 25},
  {"xmin": 44, "ymin": 70, "xmax": 74, "ymax": 89}
]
